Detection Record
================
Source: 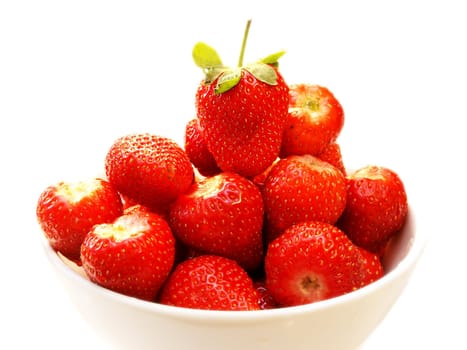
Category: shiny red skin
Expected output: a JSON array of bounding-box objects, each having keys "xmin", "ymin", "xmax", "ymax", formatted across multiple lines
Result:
[
  {"xmin": 337, "ymin": 165, "xmax": 408, "ymax": 255},
  {"xmin": 36, "ymin": 178, "xmax": 123, "ymax": 262},
  {"xmin": 80, "ymin": 209, "xmax": 176, "ymax": 301},
  {"xmin": 254, "ymin": 280, "xmax": 279, "ymax": 310},
  {"xmin": 251, "ymin": 158, "xmax": 279, "ymax": 192},
  {"xmin": 263, "ymin": 154, "xmax": 347, "ymax": 242},
  {"xmin": 265, "ymin": 221, "xmax": 365, "ymax": 307},
  {"xmin": 317, "ymin": 142, "xmax": 346, "ymax": 175},
  {"xmin": 169, "ymin": 172, "xmax": 264, "ymax": 270},
  {"xmin": 356, "ymin": 246, "xmax": 384, "ymax": 287},
  {"xmin": 196, "ymin": 68, "xmax": 289, "ymax": 178},
  {"xmin": 184, "ymin": 118, "xmax": 221, "ymax": 177},
  {"xmin": 280, "ymin": 84, "xmax": 344, "ymax": 157},
  {"xmin": 105, "ymin": 133, "xmax": 194, "ymax": 214},
  {"xmin": 159, "ymin": 255, "xmax": 261, "ymax": 311}
]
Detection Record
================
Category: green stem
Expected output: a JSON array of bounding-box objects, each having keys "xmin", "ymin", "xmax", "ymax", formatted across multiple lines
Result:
[{"xmin": 237, "ymin": 19, "xmax": 252, "ymax": 67}]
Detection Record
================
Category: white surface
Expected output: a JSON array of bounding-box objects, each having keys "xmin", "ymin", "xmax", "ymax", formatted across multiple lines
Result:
[
  {"xmin": 1, "ymin": 1, "xmax": 466, "ymax": 349},
  {"xmin": 38, "ymin": 207, "xmax": 421, "ymax": 350}
]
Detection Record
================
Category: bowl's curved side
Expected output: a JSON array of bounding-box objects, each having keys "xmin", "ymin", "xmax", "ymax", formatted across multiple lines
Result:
[{"xmin": 42, "ymin": 207, "xmax": 424, "ymax": 350}]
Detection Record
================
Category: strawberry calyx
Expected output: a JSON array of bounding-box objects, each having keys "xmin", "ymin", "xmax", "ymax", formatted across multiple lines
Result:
[
  {"xmin": 192, "ymin": 41, "xmax": 225, "ymax": 83},
  {"xmin": 192, "ymin": 19, "xmax": 285, "ymax": 94}
]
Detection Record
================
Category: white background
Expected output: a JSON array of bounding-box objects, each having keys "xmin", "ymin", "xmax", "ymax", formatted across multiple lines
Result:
[{"xmin": 1, "ymin": 0, "xmax": 466, "ymax": 349}]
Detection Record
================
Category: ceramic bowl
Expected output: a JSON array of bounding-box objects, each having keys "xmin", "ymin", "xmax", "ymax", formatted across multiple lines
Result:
[{"xmin": 42, "ymin": 205, "xmax": 424, "ymax": 350}]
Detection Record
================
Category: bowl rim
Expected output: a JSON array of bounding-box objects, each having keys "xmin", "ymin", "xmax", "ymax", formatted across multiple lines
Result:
[{"xmin": 42, "ymin": 205, "xmax": 426, "ymax": 324}]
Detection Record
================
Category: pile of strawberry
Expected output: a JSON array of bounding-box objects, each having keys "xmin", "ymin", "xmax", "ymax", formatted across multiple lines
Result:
[{"xmin": 36, "ymin": 21, "xmax": 408, "ymax": 311}]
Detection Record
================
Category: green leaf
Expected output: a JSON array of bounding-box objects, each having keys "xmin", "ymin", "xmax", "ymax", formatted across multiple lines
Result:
[
  {"xmin": 215, "ymin": 68, "xmax": 242, "ymax": 94},
  {"xmin": 259, "ymin": 50, "xmax": 286, "ymax": 67},
  {"xmin": 204, "ymin": 67, "xmax": 226, "ymax": 84},
  {"xmin": 244, "ymin": 63, "xmax": 277, "ymax": 85},
  {"xmin": 192, "ymin": 42, "xmax": 223, "ymax": 69}
]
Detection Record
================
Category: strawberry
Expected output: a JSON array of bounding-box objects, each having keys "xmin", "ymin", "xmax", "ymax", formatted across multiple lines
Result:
[
  {"xmin": 317, "ymin": 142, "xmax": 346, "ymax": 175},
  {"xmin": 80, "ymin": 206, "xmax": 176, "ymax": 301},
  {"xmin": 251, "ymin": 158, "xmax": 279, "ymax": 192},
  {"xmin": 105, "ymin": 133, "xmax": 194, "ymax": 214},
  {"xmin": 169, "ymin": 172, "xmax": 264, "ymax": 270},
  {"xmin": 356, "ymin": 246, "xmax": 384, "ymax": 287},
  {"xmin": 184, "ymin": 117, "xmax": 221, "ymax": 177},
  {"xmin": 193, "ymin": 20, "xmax": 289, "ymax": 178},
  {"xmin": 159, "ymin": 255, "xmax": 260, "ymax": 311},
  {"xmin": 280, "ymin": 84, "xmax": 344, "ymax": 157},
  {"xmin": 36, "ymin": 178, "xmax": 123, "ymax": 262},
  {"xmin": 263, "ymin": 154, "xmax": 347, "ymax": 242},
  {"xmin": 337, "ymin": 165, "xmax": 408, "ymax": 255},
  {"xmin": 254, "ymin": 280, "xmax": 279, "ymax": 310},
  {"xmin": 264, "ymin": 221, "xmax": 364, "ymax": 307}
]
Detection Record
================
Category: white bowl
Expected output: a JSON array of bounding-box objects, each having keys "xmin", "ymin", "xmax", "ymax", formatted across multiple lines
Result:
[{"xmin": 43, "ymin": 206, "xmax": 423, "ymax": 350}]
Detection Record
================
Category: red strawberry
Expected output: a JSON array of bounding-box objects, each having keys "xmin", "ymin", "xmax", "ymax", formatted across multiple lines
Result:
[
  {"xmin": 194, "ymin": 20, "xmax": 289, "ymax": 178},
  {"xmin": 337, "ymin": 165, "xmax": 408, "ymax": 255},
  {"xmin": 159, "ymin": 255, "xmax": 260, "ymax": 311},
  {"xmin": 356, "ymin": 247, "xmax": 384, "ymax": 287},
  {"xmin": 265, "ymin": 221, "xmax": 364, "ymax": 307},
  {"xmin": 251, "ymin": 158, "xmax": 279, "ymax": 192},
  {"xmin": 105, "ymin": 133, "xmax": 194, "ymax": 214},
  {"xmin": 254, "ymin": 280, "xmax": 279, "ymax": 310},
  {"xmin": 184, "ymin": 117, "xmax": 221, "ymax": 177},
  {"xmin": 36, "ymin": 178, "xmax": 123, "ymax": 262},
  {"xmin": 80, "ymin": 207, "xmax": 176, "ymax": 301},
  {"xmin": 317, "ymin": 142, "xmax": 346, "ymax": 175},
  {"xmin": 263, "ymin": 154, "xmax": 347, "ymax": 242},
  {"xmin": 120, "ymin": 193, "xmax": 141, "ymax": 211},
  {"xmin": 169, "ymin": 172, "xmax": 264, "ymax": 270},
  {"xmin": 280, "ymin": 84, "xmax": 344, "ymax": 157}
]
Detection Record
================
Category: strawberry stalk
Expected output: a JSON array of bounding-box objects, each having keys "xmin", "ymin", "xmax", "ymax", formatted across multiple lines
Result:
[
  {"xmin": 237, "ymin": 19, "xmax": 252, "ymax": 67},
  {"xmin": 192, "ymin": 19, "xmax": 285, "ymax": 93}
]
